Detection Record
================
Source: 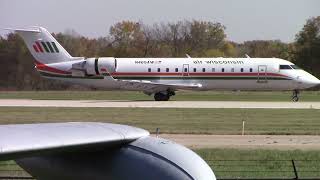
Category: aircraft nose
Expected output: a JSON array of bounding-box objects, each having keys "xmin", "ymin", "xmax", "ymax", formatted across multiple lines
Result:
[
  {"xmin": 298, "ymin": 73, "xmax": 320, "ymax": 88},
  {"xmin": 305, "ymin": 76, "xmax": 320, "ymax": 85}
]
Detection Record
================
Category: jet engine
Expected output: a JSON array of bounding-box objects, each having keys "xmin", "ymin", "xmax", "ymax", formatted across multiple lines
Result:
[{"xmin": 71, "ymin": 57, "xmax": 116, "ymax": 77}]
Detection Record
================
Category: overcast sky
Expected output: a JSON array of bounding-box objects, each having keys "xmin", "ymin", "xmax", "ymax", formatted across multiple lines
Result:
[{"xmin": 0, "ymin": 0, "xmax": 319, "ymax": 42}]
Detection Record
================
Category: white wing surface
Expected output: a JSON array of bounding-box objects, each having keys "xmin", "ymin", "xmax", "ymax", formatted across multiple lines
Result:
[
  {"xmin": 116, "ymin": 79, "xmax": 202, "ymax": 94},
  {"xmin": 0, "ymin": 122, "xmax": 149, "ymax": 160}
]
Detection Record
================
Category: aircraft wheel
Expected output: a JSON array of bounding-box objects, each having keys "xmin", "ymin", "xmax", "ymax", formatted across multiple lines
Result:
[
  {"xmin": 292, "ymin": 90, "xmax": 300, "ymax": 102},
  {"xmin": 154, "ymin": 92, "xmax": 170, "ymax": 101},
  {"xmin": 167, "ymin": 89, "xmax": 175, "ymax": 96},
  {"xmin": 292, "ymin": 96, "xmax": 299, "ymax": 102}
]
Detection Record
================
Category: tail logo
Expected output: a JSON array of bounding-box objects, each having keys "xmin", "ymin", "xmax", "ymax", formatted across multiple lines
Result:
[{"xmin": 32, "ymin": 41, "xmax": 59, "ymax": 53}]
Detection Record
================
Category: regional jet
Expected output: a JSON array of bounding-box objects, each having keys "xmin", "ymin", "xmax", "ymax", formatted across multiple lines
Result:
[{"xmin": 9, "ymin": 27, "xmax": 320, "ymax": 101}]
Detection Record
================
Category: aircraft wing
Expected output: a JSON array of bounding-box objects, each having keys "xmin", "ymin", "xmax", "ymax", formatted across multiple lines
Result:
[
  {"xmin": 0, "ymin": 122, "xmax": 149, "ymax": 161},
  {"xmin": 115, "ymin": 79, "xmax": 202, "ymax": 94}
]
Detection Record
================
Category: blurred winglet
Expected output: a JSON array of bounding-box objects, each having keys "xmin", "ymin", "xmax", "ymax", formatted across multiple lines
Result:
[{"xmin": 4, "ymin": 27, "xmax": 41, "ymax": 33}]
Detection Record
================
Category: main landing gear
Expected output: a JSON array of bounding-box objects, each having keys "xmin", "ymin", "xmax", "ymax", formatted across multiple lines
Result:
[
  {"xmin": 292, "ymin": 90, "xmax": 300, "ymax": 102},
  {"xmin": 154, "ymin": 90, "xmax": 175, "ymax": 101}
]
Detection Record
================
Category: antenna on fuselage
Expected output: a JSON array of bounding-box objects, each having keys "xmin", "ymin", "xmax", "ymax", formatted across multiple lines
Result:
[
  {"xmin": 245, "ymin": 54, "xmax": 250, "ymax": 58},
  {"xmin": 186, "ymin": 54, "xmax": 191, "ymax": 58}
]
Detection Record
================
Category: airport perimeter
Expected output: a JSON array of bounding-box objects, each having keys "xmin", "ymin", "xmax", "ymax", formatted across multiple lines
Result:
[{"xmin": 1, "ymin": 91, "xmax": 320, "ymax": 179}]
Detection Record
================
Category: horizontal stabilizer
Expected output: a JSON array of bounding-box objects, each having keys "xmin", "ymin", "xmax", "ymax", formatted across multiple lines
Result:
[
  {"xmin": 0, "ymin": 122, "xmax": 149, "ymax": 160},
  {"xmin": 4, "ymin": 27, "xmax": 41, "ymax": 33}
]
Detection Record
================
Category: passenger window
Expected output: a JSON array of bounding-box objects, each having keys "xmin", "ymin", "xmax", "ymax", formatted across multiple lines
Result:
[
  {"xmin": 212, "ymin": 68, "xmax": 215, "ymax": 72},
  {"xmin": 193, "ymin": 68, "xmax": 197, "ymax": 72},
  {"xmin": 222, "ymin": 68, "xmax": 225, "ymax": 72},
  {"xmin": 280, "ymin": 65, "xmax": 292, "ymax": 70},
  {"xmin": 166, "ymin": 68, "xmax": 169, "ymax": 72},
  {"xmin": 175, "ymin": 68, "xmax": 178, "ymax": 72},
  {"xmin": 231, "ymin": 68, "xmax": 234, "ymax": 72},
  {"xmin": 148, "ymin": 68, "xmax": 151, "ymax": 72},
  {"xmin": 184, "ymin": 68, "xmax": 188, "ymax": 72},
  {"xmin": 202, "ymin": 68, "xmax": 206, "ymax": 72},
  {"xmin": 249, "ymin": 68, "xmax": 253, "ymax": 72},
  {"xmin": 240, "ymin": 68, "xmax": 244, "ymax": 72},
  {"xmin": 157, "ymin": 68, "xmax": 161, "ymax": 72}
]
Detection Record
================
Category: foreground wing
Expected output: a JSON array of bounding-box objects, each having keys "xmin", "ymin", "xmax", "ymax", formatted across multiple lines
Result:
[{"xmin": 0, "ymin": 122, "xmax": 149, "ymax": 160}]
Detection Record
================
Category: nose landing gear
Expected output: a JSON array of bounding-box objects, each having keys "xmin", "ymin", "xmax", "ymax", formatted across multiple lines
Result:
[{"xmin": 292, "ymin": 90, "xmax": 300, "ymax": 102}]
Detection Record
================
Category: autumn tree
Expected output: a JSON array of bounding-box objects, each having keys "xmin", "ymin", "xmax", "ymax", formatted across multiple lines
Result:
[
  {"xmin": 293, "ymin": 16, "xmax": 320, "ymax": 77},
  {"xmin": 109, "ymin": 21, "xmax": 147, "ymax": 57},
  {"xmin": 235, "ymin": 40, "xmax": 291, "ymax": 59}
]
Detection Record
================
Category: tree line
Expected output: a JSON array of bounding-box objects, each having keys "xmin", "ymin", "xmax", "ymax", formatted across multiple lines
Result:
[{"xmin": 0, "ymin": 17, "xmax": 319, "ymax": 90}]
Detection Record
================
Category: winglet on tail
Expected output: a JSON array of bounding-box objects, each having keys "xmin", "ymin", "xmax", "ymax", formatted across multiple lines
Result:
[{"xmin": 6, "ymin": 26, "xmax": 72, "ymax": 64}]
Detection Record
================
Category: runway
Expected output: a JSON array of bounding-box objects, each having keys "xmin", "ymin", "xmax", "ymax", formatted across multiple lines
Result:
[
  {"xmin": 158, "ymin": 134, "xmax": 320, "ymax": 150},
  {"xmin": 1, "ymin": 99, "xmax": 319, "ymax": 150},
  {"xmin": 0, "ymin": 99, "xmax": 320, "ymax": 109}
]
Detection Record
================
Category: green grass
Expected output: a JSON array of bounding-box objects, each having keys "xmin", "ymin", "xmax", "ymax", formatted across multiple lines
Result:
[
  {"xmin": 1, "ymin": 107, "xmax": 320, "ymax": 135},
  {"xmin": 0, "ymin": 161, "xmax": 29, "ymax": 177},
  {"xmin": 0, "ymin": 90, "xmax": 320, "ymax": 101},
  {"xmin": 196, "ymin": 149, "xmax": 320, "ymax": 178}
]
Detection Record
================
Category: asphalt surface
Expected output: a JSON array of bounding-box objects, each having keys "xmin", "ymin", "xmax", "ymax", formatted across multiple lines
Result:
[
  {"xmin": 158, "ymin": 134, "xmax": 320, "ymax": 150},
  {"xmin": 0, "ymin": 99, "xmax": 320, "ymax": 109}
]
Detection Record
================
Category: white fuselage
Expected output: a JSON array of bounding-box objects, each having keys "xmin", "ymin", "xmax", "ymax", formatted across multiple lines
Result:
[
  {"xmin": 41, "ymin": 57, "xmax": 320, "ymax": 93},
  {"xmin": 14, "ymin": 26, "xmax": 319, "ymax": 101}
]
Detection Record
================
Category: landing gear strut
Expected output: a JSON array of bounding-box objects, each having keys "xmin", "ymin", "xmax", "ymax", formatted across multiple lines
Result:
[
  {"xmin": 154, "ymin": 90, "xmax": 175, "ymax": 101},
  {"xmin": 292, "ymin": 90, "xmax": 300, "ymax": 102}
]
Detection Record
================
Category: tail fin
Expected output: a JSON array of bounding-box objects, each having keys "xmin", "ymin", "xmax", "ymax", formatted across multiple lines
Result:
[{"xmin": 9, "ymin": 26, "xmax": 72, "ymax": 64}]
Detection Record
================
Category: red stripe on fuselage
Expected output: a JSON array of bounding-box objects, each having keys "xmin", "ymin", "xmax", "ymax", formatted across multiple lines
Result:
[
  {"xmin": 112, "ymin": 72, "xmax": 183, "ymax": 76},
  {"xmin": 111, "ymin": 72, "xmax": 288, "ymax": 77},
  {"xmin": 34, "ymin": 60, "xmax": 71, "ymax": 75}
]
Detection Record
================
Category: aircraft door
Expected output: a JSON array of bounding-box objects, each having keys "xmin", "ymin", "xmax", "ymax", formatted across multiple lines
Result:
[
  {"xmin": 257, "ymin": 65, "xmax": 268, "ymax": 83},
  {"xmin": 182, "ymin": 64, "xmax": 189, "ymax": 76}
]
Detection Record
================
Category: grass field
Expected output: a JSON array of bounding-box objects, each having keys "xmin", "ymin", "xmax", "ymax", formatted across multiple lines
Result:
[
  {"xmin": 1, "ymin": 107, "xmax": 319, "ymax": 135},
  {"xmin": 196, "ymin": 148, "xmax": 320, "ymax": 178},
  {"xmin": 1, "ymin": 149, "xmax": 320, "ymax": 179},
  {"xmin": 0, "ymin": 161, "xmax": 30, "ymax": 177},
  {"xmin": 1, "ymin": 91, "xmax": 319, "ymax": 179},
  {"xmin": 0, "ymin": 90, "xmax": 320, "ymax": 101}
]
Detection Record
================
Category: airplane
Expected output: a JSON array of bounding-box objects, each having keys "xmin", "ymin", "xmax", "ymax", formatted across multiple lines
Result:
[
  {"xmin": 9, "ymin": 27, "xmax": 320, "ymax": 101},
  {"xmin": 0, "ymin": 122, "xmax": 216, "ymax": 180}
]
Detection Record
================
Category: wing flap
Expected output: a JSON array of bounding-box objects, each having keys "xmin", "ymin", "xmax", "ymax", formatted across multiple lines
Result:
[
  {"xmin": 0, "ymin": 122, "xmax": 149, "ymax": 160},
  {"xmin": 116, "ymin": 79, "xmax": 202, "ymax": 93}
]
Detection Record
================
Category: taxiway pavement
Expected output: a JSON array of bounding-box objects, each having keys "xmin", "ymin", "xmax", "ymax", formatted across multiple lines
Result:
[
  {"xmin": 158, "ymin": 134, "xmax": 320, "ymax": 150},
  {"xmin": 0, "ymin": 99, "xmax": 320, "ymax": 109}
]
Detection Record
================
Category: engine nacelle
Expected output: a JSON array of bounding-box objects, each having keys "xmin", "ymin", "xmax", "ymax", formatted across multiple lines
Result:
[
  {"xmin": 16, "ymin": 137, "xmax": 216, "ymax": 180},
  {"xmin": 72, "ymin": 57, "xmax": 116, "ymax": 77}
]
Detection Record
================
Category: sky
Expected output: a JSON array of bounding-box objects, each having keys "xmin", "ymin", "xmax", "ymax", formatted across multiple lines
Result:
[{"xmin": 0, "ymin": 0, "xmax": 319, "ymax": 43}]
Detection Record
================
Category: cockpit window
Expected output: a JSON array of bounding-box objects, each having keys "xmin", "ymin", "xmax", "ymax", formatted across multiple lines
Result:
[
  {"xmin": 290, "ymin": 65, "xmax": 301, "ymax": 69},
  {"xmin": 279, "ymin": 65, "xmax": 292, "ymax": 70}
]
